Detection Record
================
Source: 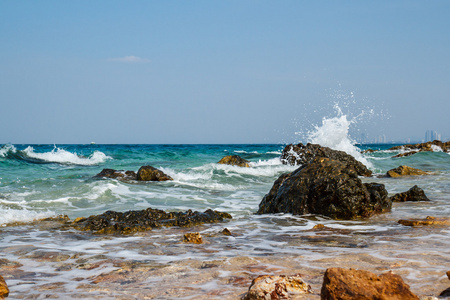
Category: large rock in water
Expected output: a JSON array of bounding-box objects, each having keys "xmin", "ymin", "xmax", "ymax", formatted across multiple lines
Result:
[
  {"xmin": 257, "ymin": 157, "xmax": 391, "ymax": 219},
  {"xmin": 93, "ymin": 168, "xmax": 137, "ymax": 180},
  {"xmin": 281, "ymin": 143, "xmax": 372, "ymax": 177},
  {"xmin": 72, "ymin": 208, "xmax": 232, "ymax": 234},
  {"xmin": 390, "ymin": 185, "xmax": 430, "ymax": 202},
  {"xmin": 217, "ymin": 155, "xmax": 250, "ymax": 167},
  {"xmin": 137, "ymin": 166, "xmax": 173, "ymax": 181},
  {"xmin": 321, "ymin": 268, "xmax": 419, "ymax": 300},
  {"xmin": 386, "ymin": 165, "xmax": 431, "ymax": 177},
  {"xmin": 388, "ymin": 140, "xmax": 450, "ymax": 153}
]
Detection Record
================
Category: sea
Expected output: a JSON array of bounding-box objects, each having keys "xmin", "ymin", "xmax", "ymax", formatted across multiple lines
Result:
[{"xmin": 0, "ymin": 114, "xmax": 449, "ymax": 299}]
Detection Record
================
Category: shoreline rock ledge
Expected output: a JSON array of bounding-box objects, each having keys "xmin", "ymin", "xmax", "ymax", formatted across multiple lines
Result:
[
  {"xmin": 257, "ymin": 157, "xmax": 391, "ymax": 220},
  {"xmin": 281, "ymin": 143, "xmax": 372, "ymax": 177}
]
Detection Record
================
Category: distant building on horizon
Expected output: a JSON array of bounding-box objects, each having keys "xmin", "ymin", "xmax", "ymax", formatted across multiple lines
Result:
[{"xmin": 425, "ymin": 130, "xmax": 441, "ymax": 142}]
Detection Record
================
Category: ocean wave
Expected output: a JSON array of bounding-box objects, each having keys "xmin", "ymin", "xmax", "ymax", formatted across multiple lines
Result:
[
  {"xmin": 0, "ymin": 206, "xmax": 56, "ymax": 226},
  {"xmin": 0, "ymin": 144, "xmax": 112, "ymax": 165}
]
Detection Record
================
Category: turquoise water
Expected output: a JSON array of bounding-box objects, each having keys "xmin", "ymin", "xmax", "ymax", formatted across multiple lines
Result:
[{"xmin": 0, "ymin": 142, "xmax": 449, "ymax": 298}]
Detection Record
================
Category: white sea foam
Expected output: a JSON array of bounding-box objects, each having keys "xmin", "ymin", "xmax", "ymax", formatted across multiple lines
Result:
[
  {"xmin": 0, "ymin": 144, "xmax": 17, "ymax": 157},
  {"xmin": 22, "ymin": 146, "xmax": 112, "ymax": 165},
  {"xmin": 306, "ymin": 104, "xmax": 372, "ymax": 168},
  {"xmin": 0, "ymin": 207, "xmax": 55, "ymax": 226}
]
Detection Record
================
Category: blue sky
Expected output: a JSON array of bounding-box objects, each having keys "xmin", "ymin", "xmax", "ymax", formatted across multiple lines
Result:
[{"xmin": 1, "ymin": 1, "xmax": 449, "ymax": 144}]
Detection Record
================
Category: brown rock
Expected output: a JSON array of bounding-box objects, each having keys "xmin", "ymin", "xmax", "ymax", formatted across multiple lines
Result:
[
  {"xmin": 386, "ymin": 165, "xmax": 431, "ymax": 177},
  {"xmin": 389, "ymin": 140, "xmax": 450, "ymax": 153},
  {"xmin": 392, "ymin": 151, "xmax": 418, "ymax": 158},
  {"xmin": 0, "ymin": 275, "xmax": 9, "ymax": 298},
  {"xmin": 447, "ymin": 271, "xmax": 450, "ymax": 280},
  {"xmin": 222, "ymin": 228, "xmax": 232, "ymax": 236},
  {"xmin": 184, "ymin": 232, "xmax": 203, "ymax": 244},
  {"xmin": 390, "ymin": 185, "xmax": 430, "ymax": 202},
  {"xmin": 398, "ymin": 216, "xmax": 450, "ymax": 227},
  {"xmin": 137, "ymin": 166, "xmax": 173, "ymax": 181},
  {"xmin": 321, "ymin": 268, "xmax": 419, "ymax": 300},
  {"xmin": 218, "ymin": 155, "xmax": 250, "ymax": 167},
  {"xmin": 243, "ymin": 274, "xmax": 312, "ymax": 300}
]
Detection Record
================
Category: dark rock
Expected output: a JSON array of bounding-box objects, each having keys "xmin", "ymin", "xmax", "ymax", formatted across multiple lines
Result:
[
  {"xmin": 243, "ymin": 274, "xmax": 312, "ymax": 300},
  {"xmin": 388, "ymin": 140, "xmax": 450, "ymax": 153},
  {"xmin": 217, "ymin": 155, "xmax": 250, "ymax": 167},
  {"xmin": 447, "ymin": 271, "xmax": 450, "ymax": 280},
  {"xmin": 281, "ymin": 143, "xmax": 372, "ymax": 177},
  {"xmin": 440, "ymin": 287, "xmax": 450, "ymax": 298},
  {"xmin": 390, "ymin": 185, "xmax": 430, "ymax": 202},
  {"xmin": 257, "ymin": 157, "xmax": 391, "ymax": 220},
  {"xmin": 398, "ymin": 216, "xmax": 450, "ymax": 227},
  {"xmin": 94, "ymin": 168, "xmax": 137, "ymax": 180},
  {"xmin": 0, "ymin": 275, "xmax": 8, "ymax": 298},
  {"xmin": 386, "ymin": 165, "xmax": 431, "ymax": 177},
  {"xmin": 136, "ymin": 166, "xmax": 173, "ymax": 181},
  {"xmin": 72, "ymin": 207, "xmax": 232, "ymax": 234},
  {"xmin": 320, "ymin": 268, "xmax": 419, "ymax": 300}
]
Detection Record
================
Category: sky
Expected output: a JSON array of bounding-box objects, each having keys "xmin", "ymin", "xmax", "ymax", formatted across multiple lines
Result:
[{"xmin": 1, "ymin": 0, "xmax": 449, "ymax": 144}]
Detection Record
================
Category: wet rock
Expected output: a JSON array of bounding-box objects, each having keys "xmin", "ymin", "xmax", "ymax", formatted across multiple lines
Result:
[
  {"xmin": 390, "ymin": 185, "xmax": 430, "ymax": 202},
  {"xmin": 72, "ymin": 207, "xmax": 232, "ymax": 234},
  {"xmin": 184, "ymin": 232, "xmax": 203, "ymax": 244},
  {"xmin": 392, "ymin": 151, "xmax": 418, "ymax": 158},
  {"xmin": 321, "ymin": 268, "xmax": 419, "ymax": 300},
  {"xmin": 388, "ymin": 140, "xmax": 450, "ymax": 153},
  {"xmin": 0, "ymin": 275, "xmax": 8, "ymax": 298},
  {"xmin": 440, "ymin": 288, "xmax": 450, "ymax": 298},
  {"xmin": 281, "ymin": 143, "xmax": 372, "ymax": 177},
  {"xmin": 222, "ymin": 228, "xmax": 232, "ymax": 236},
  {"xmin": 257, "ymin": 157, "xmax": 391, "ymax": 220},
  {"xmin": 243, "ymin": 274, "xmax": 312, "ymax": 300},
  {"xmin": 137, "ymin": 165, "xmax": 173, "ymax": 181},
  {"xmin": 218, "ymin": 155, "xmax": 250, "ymax": 167},
  {"xmin": 94, "ymin": 168, "xmax": 137, "ymax": 180},
  {"xmin": 386, "ymin": 165, "xmax": 431, "ymax": 177},
  {"xmin": 447, "ymin": 271, "xmax": 450, "ymax": 280},
  {"xmin": 398, "ymin": 216, "xmax": 450, "ymax": 227}
]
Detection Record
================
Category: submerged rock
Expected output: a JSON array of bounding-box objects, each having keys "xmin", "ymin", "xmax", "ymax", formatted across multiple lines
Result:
[
  {"xmin": 93, "ymin": 168, "xmax": 137, "ymax": 180},
  {"xmin": 386, "ymin": 165, "xmax": 431, "ymax": 177},
  {"xmin": 281, "ymin": 143, "xmax": 372, "ymax": 177},
  {"xmin": 321, "ymin": 268, "xmax": 419, "ymax": 300},
  {"xmin": 136, "ymin": 165, "xmax": 173, "ymax": 181},
  {"xmin": 243, "ymin": 274, "xmax": 312, "ymax": 300},
  {"xmin": 218, "ymin": 155, "xmax": 250, "ymax": 167},
  {"xmin": 398, "ymin": 216, "xmax": 450, "ymax": 227},
  {"xmin": 72, "ymin": 208, "xmax": 232, "ymax": 234},
  {"xmin": 94, "ymin": 166, "xmax": 172, "ymax": 182},
  {"xmin": 0, "ymin": 275, "xmax": 8, "ymax": 298},
  {"xmin": 184, "ymin": 232, "xmax": 203, "ymax": 244},
  {"xmin": 257, "ymin": 157, "xmax": 391, "ymax": 220},
  {"xmin": 390, "ymin": 185, "xmax": 430, "ymax": 202}
]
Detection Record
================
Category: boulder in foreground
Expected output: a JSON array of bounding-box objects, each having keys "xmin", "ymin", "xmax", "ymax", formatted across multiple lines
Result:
[
  {"xmin": 243, "ymin": 274, "xmax": 312, "ymax": 300},
  {"xmin": 386, "ymin": 165, "xmax": 431, "ymax": 177},
  {"xmin": 321, "ymin": 268, "xmax": 419, "ymax": 300},
  {"xmin": 390, "ymin": 185, "xmax": 430, "ymax": 202},
  {"xmin": 72, "ymin": 208, "xmax": 232, "ymax": 234},
  {"xmin": 218, "ymin": 155, "xmax": 250, "ymax": 167},
  {"xmin": 0, "ymin": 275, "xmax": 8, "ymax": 298},
  {"xmin": 281, "ymin": 143, "xmax": 372, "ymax": 177},
  {"xmin": 257, "ymin": 157, "xmax": 391, "ymax": 220}
]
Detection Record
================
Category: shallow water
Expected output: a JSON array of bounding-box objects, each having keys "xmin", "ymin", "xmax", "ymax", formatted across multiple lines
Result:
[{"xmin": 0, "ymin": 143, "xmax": 449, "ymax": 299}]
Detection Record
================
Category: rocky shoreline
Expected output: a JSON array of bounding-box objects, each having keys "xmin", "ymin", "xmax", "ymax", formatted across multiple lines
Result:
[{"xmin": 0, "ymin": 141, "xmax": 449, "ymax": 299}]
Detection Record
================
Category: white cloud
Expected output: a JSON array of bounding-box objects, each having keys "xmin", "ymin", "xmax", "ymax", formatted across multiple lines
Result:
[{"xmin": 108, "ymin": 56, "xmax": 150, "ymax": 63}]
